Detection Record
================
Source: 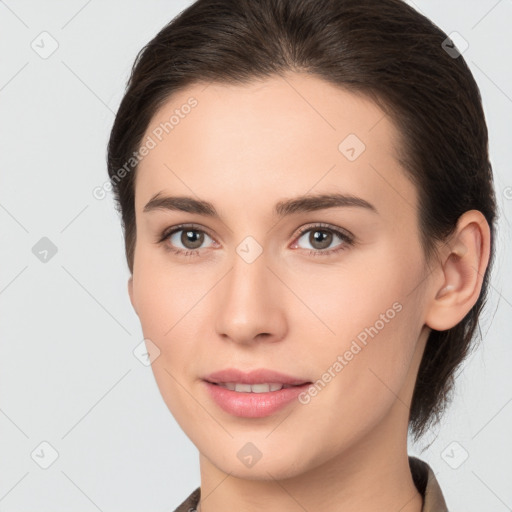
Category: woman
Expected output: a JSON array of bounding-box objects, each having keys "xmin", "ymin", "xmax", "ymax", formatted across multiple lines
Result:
[{"xmin": 107, "ymin": 0, "xmax": 497, "ymax": 510}]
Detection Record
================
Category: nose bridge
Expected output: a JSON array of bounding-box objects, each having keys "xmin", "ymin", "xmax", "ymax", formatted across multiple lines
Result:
[{"xmin": 214, "ymin": 240, "xmax": 285, "ymax": 343}]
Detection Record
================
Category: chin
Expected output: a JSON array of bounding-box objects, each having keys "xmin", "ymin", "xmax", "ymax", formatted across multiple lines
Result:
[{"xmin": 198, "ymin": 438, "xmax": 317, "ymax": 481}]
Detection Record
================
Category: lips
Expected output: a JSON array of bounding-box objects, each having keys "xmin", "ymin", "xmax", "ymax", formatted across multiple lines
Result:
[
  {"xmin": 203, "ymin": 368, "xmax": 311, "ymax": 386},
  {"xmin": 202, "ymin": 368, "xmax": 313, "ymax": 417},
  {"xmin": 203, "ymin": 380, "xmax": 312, "ymax": 418}
]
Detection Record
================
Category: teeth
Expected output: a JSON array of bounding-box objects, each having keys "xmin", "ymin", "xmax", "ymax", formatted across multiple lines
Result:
[{"xmin": 217, "ymin": 382, "xmax": 292, "ymax": 393}]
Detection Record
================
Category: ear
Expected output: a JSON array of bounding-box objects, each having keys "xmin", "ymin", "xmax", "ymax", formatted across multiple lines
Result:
[
  {"xmin": 425, "ymin": 210, "xmax": 491, "ymax": 331},
  {"xmin": 128, "ymin": 276, "xmax": 138, "ymax": 316}
]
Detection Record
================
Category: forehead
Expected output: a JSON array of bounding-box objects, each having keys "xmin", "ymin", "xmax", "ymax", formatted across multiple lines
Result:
[{"xmin": 135, "ymin": 72, "xmax": 417, "ymax": 223}]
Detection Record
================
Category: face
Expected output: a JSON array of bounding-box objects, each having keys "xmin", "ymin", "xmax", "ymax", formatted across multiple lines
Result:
[{"xmin": 128, "ymin": 72, "xmax": 433, "ymax": 479}]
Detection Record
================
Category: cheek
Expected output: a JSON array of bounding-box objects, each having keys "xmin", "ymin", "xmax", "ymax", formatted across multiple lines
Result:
[
  {"xmin": 293, "ymin": 257, "xmax": 409, "ymax": 345},
  {"xmin": 289, "ymin": 300, "xmax": 422, "ymax": 463},
  {"xmin": 131, "ymin": 268, "xmax": 194, "ymax": 391},
  {"xmin": 131, "ymin": 259, "xmax": 220, "ymax": 374},
  {"xmin": 133, "ymin": 256, "xmax": 200, "ymax": 336},
  {"xmin": 300, "ymin": 250, "xmax": 425, "ymax": 408},
  {"xmin": 132, "ymin": 274, "xmax": 203, "ymax": 427}
]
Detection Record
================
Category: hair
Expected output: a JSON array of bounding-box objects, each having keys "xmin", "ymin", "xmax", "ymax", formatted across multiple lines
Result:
[{"xmin": 107, "ymin": 0, "xmax": 497, "ymax": 441}]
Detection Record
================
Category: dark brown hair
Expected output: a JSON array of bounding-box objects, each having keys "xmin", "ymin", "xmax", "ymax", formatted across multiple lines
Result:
[{"xmin": 107, "ymin": 0, "xmax": 497, "ymax": 441}]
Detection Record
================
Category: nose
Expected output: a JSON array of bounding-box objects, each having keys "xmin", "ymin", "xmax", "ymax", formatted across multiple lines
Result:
[{"xmin": 214, "ymin": 248, "xmax": 287, "ymax": 346}]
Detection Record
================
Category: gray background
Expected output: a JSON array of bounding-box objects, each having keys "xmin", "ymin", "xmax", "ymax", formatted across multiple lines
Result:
[{"xmin": 0, "ymin": 1, "xmax": 511, "ymax": 510}]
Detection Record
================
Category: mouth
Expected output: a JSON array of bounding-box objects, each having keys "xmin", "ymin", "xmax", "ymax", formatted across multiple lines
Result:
[
  {"xmin": 205, "ymin": 381, "xmax": 310, "ymax": 393},
  {"xmin": 202, "ymin": 372, "xmax": 313, "ymax": 418},
  {"xmin": 203, "ymin": 368, "xmax": 311, "ymax": 388}
]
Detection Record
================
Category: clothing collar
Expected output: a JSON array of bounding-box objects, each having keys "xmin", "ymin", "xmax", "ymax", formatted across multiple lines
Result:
[{"xmin": 409, "ymin": 455, "xmax": 449, "ymax": 511}]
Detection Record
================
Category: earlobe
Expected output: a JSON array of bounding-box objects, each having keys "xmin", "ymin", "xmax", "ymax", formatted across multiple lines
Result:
[{"xmin": 425, "ymin": 210, "xmax": 491, "ymax": 331}]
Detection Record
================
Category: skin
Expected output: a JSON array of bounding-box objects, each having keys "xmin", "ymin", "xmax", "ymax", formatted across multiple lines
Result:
[{"xmin": 127, "ymin": 71, "xmax": 490, "ymax": 512}]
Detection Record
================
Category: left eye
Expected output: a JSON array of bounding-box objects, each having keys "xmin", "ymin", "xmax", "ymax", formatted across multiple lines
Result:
[{"xmin": 293, "ymin": 226, "xmax": 352, "ymax": 253}]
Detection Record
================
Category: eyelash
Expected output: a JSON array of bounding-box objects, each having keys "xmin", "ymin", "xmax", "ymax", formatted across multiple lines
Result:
[{"xmin": 157, "ymin": 222, "xmax": 355, "ymax": 258}]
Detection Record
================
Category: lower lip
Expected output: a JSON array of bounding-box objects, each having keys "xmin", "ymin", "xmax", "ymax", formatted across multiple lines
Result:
[{"xmin": 203, "ymin": 381, "xmax": 311, "ymax": 418}]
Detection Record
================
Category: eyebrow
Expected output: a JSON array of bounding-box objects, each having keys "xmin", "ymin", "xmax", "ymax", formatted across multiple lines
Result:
[{"xmin": 143, "ymin": 192, "xmax": 378, "ymax": 218}]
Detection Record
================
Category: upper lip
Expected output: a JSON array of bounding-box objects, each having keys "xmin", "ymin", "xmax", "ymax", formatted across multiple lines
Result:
[{"xmin": 204, "ymin": 368, "xmax": 311, "ymax": 386}]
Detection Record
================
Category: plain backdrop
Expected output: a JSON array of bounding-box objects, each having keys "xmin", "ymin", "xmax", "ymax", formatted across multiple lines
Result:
[{"xmin": 0, "ymin": 1, "xmax": 511, "ymax": 511}]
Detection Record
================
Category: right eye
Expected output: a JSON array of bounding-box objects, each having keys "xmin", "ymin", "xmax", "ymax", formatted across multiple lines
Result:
[{"xmin": 158, "ymin": 224, "xmax": 217, "ymax": 257}]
